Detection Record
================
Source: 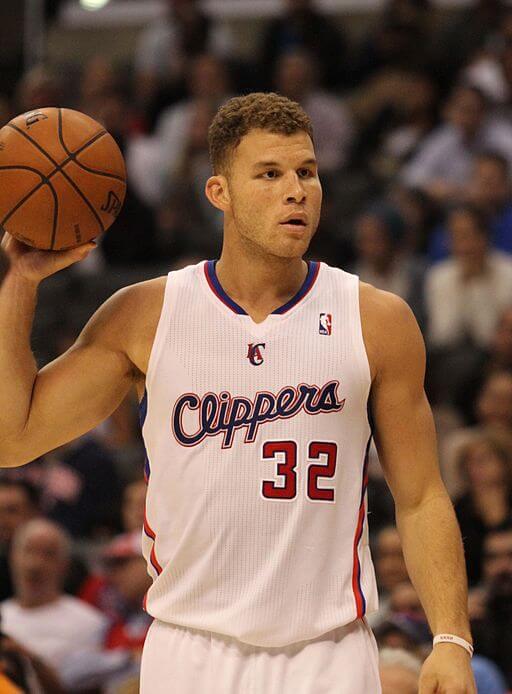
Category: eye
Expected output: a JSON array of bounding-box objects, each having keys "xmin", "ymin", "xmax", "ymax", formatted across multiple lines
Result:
[
  {"xmin": 262, "ymin": 170, "xmax": 279, "ymax": 179},
  {"xmin": 298, "ymin": 168, "xmax": 313, "ymax": 178}
]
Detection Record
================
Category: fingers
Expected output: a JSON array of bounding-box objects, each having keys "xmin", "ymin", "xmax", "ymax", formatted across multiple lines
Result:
[{"xmin": 419, "ymin": 674, "xmax": 438, "ymax": 694}]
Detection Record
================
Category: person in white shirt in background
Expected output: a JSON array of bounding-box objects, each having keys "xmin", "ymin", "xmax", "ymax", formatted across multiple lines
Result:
[
  {"xmin": 0, "ymin": 518, "xmax": 130, "ymax": 691},
  {"xmin": 425, "ymin": 205, "xmax": 512, "ymax": 350}
]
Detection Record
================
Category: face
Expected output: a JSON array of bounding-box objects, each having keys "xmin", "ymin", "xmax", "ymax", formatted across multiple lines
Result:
[
  {"xmin": 375, "ymin": 528, "xmax": 408, "ymax": 593},
  {"xmin": 11, "ymin": 527, "xmax": 67, "ymax": 603},
  {"xmin": 0, "ymin": 487, "xmax": 36, "ymax": 544},
  {"xmin": 470, "ymin": 159, "xmax": 509, "ymax": 208},
  {"xmin": 355, "ymin": 216, "xmax": 394, "ymax": 265},
  {"xmin": 492, "ymin": 308, "xmax": 512, "ymax": 363},
  {"xmin": 464, "ymin": 441, "xmax": 508, "ymax": 487},
  {"xmin": 389, "ymin": 582, "xmax": 425, "ymax": 621},
  {"xmin": 122, "ymin": 480, "xmax": 147, "ymax": 533},
  {"xmin": 275, "ymin": 53, "xmax": 315, "ymax": 101},
  {"xmin": 211, "ymin": 129, "xmax": 322, "ymax": 259},
  {"xmin": 106, "ymin": 556, "xmax": 151, "ymax": 603},
  {"xmin": 380, "ymin": 666, "xmax": 418, "ymax": 694},
  {"xmin": 448, "ymin": 211, "xmax": 488, "ymax": 263},
  {"xmin": 188, "ymin": 55, "xmax": 228, "ymax": 100},
  {"xmin": 477, "ymin": 373, "xmax": 512, "ymax": 426},
  {"xmin": 483, "ymin": 531, "xmax": 512, "ymax": 583},
  {"xmin": 446, "ymin": 88, "xmax": 485, "ymax": 135}
]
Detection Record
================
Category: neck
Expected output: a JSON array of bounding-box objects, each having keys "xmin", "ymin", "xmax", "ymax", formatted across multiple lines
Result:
[
  {"xmin": 18, "ymin": 590, "xmax": 59, "ymax": 609},
  {"xmin": 216, "ymin": 243, "xmax": 308, "ymax": 319}
]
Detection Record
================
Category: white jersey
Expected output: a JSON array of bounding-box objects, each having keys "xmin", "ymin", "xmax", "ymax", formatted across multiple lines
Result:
[{"xmin": 140, "ymin": 260, "xmax": 378, "ymax": 647}]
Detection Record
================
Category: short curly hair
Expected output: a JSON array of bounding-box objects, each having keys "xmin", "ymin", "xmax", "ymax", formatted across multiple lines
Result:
[{"xmin": 208, "ymin": 92, "xmax": 314, "ymax": 175}]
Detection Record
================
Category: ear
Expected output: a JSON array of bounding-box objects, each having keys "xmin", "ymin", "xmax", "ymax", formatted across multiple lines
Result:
[{"xmin": 205, "ymin": 174, "xmax": 230, "ymax": 212}]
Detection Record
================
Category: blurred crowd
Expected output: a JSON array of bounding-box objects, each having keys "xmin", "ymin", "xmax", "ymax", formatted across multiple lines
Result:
[{"xmin": 1, "ymin": 0, "xmax": 512, "ymax": 691}]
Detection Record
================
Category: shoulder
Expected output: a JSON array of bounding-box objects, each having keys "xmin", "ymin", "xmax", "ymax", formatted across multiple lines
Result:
[{"xmin": 359, "ymin": 282, "xmax": 425, "ymax": 382}]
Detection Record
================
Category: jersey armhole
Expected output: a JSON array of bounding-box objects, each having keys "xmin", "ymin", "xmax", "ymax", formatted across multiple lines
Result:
[{"xmin": 145, "ymin": 272, "xmax": 174, "ymax": 394}]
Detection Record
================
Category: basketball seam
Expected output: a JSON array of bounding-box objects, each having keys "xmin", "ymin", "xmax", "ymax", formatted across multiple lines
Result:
[
  {"xmin": 57, "ymin": 109, "xmax": 125, "ymax": 183},
  {"xmin": 0, "ymin": 165, "xmax": 58, "ymax": 248},
  {"xmin": 8, "ymin": 122, "xmax": 105, "ymax": 235}
]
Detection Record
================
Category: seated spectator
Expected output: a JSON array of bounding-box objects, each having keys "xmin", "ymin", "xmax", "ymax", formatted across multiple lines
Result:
[
  {"xmin": 429, "ymin": 152, "xmax": 512, "ymax": 261},
  {"xmin": 353, "ymin": 201, "xmax": 426, "ymax": 325},
  {"xmin": 0, "ymin": 519, "xmax": 129, "ymax": 691},
  {"xmin": 379, "ymin": 647, "xmax": 421, "ymax": 694},
  {"xmin": 440, "ymin": 370, "xmax": 512, "ymax": 495},
  {"xmin": 374, "ymin": 526, "xmax": 409, "ymax": 598},
  {"xmin": 273, "ymin": 50, "xmax": 354, "ymax": 175},
  {"xmin": 0, "ymin": 480, "xmax": 39, "ymax": 602},
  {"xmin": 453, "ymin": 431, "xmax": 512, "ymax": 585},
  {"xmin": 260, "ymin": 0, "xmax": 347, "ymax": 89},
  {"xmin": 351, "ymin": 0, "xmax": 434, "ymax": 86},
  {"xmin": 401, "ymin": 85, "xmax": 512, "ymax": 203},
  {"xmin": 128, "ymin": 53, "xmax": 230, "ymax": 209},
  {"xmin": 121, "ymin": 478, "xmax": 147, "ymax": 534},
  {"xmin": 472, "ymin": 525, "xmax": 512, "ymax": 687},
  {"xmin": 133, "ymin": 0, "xmax": 233, "ymax": 124},
  {"xmin": 425, "ymin": 206, "xmax": 512, "ymax": 350}
]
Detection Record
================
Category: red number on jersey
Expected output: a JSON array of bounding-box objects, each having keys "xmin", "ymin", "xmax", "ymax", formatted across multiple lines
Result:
[
  {"xmin": 307, "ymin": 441, "xmax": 337, "ymax": 502},
  {"xmin": 261, "ymin": 440, "xmax": 297, "ymax": 499},
  {"xmin": 261, "ymin": 441, "xmax": 338, "ymax": 501}
]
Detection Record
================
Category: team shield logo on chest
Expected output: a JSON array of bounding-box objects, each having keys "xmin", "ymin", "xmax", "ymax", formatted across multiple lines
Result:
[{"xmin": 247, "ymin": 343, "xmax": 265, "ymax": 366}]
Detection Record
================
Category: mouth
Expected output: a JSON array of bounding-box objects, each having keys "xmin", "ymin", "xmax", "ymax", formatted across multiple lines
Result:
[{"xmin": 280, "ymin": 218, "xmax": 308, "ymax": 230}]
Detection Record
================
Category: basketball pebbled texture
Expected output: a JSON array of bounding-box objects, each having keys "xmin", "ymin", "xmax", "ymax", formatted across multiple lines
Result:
[{"xmin": 0, "ymin": 107, "xmax": 127, "ymax": 250}]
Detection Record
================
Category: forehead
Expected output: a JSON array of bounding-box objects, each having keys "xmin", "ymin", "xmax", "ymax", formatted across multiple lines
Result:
[{"xmin": 234, "ymin": 129, "xmax": 315, "ymax": 166}]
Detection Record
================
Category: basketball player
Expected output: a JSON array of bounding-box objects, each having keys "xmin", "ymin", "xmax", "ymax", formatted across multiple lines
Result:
[{"xmin": 0, "ymin": 93, "xmax": 475, "ymax": 693}]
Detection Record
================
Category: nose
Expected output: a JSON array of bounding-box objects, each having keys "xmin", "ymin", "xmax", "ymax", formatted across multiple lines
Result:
[{"xmin": 284, "ymin": 172, "xmax": 306, "ymax": 204}]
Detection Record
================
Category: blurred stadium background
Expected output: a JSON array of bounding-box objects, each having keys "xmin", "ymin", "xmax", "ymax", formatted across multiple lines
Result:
[{"xmin": 0, "ymin": 1, "xmax": 512, "ymax": 692}]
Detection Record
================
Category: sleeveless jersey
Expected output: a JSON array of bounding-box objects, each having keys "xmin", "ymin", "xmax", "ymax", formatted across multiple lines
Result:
[{"xmin": 140, "ymin": 260, "xmax": 378, "ymax": 647}]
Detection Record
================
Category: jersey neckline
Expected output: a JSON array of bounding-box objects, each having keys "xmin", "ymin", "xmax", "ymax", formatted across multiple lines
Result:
[{"xmin": 204, "ymin": 259, "xmax": 321, "ymax": 317}]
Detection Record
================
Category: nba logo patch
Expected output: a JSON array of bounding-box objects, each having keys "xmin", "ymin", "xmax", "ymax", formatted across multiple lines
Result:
[{"xmin": 319, "ymin": 313, "xmax": 332, "ymax": 335}]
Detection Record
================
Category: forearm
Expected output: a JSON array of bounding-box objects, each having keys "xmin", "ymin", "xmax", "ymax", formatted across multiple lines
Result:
[
  {"xmin": 0, "ymin": 271, "xmax": 39, "ymax": 446},
  {"xmin": 396, "ymin": 491, "xmax": 472, "ymax": 642}
]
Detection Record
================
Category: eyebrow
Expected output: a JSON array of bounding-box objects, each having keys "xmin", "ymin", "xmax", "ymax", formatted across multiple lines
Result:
[{"xmin": 252, "ymin": 158, "xmax": 318, "ymax": 169}]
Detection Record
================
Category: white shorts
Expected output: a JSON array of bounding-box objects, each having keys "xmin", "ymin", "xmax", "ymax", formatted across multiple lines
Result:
[{"xmin": 140, "ymin": 618, "xmax": 381, "ymax": 694}]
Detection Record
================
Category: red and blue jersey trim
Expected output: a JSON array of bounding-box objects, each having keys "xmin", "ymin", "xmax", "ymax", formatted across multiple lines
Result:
[
  {"xmin": 204, "ymin": 260, "xmax": 320, "ymax": 315},
  {"xmin": 139, "ymin": 389, "xmax": 163, "ymax": 579},
  {"xmin": 351, "ymin": 437, "xmax": 371, "ymax": 618}
]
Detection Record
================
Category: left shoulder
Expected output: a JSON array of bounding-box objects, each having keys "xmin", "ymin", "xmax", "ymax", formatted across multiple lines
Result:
[{"xmin": 359, "ymin": 282, "xmax": 425, "ymax": 383}]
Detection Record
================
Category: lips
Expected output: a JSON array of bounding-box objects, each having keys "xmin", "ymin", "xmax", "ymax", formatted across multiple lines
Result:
[{"xmin": 280, "ymin": 215, "xmax": 307, "ymax": 227}]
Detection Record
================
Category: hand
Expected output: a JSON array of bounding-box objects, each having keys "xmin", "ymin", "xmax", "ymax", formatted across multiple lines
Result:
[
  {"xmin": 0, "ymin": 231, "xmax": 95, "ymax": 285},
  {"xmin": 419, "ymin": 644, "xmax": 476, "ymax": 693}
]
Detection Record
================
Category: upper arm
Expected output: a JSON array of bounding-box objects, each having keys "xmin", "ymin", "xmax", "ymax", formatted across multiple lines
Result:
[
  {"xmin": 8, "ymin": 281, "xmax": 161, "ymax": 465},
  {"xmin": 361, "ymin": 285, "xmax": 445, "ymax": 512}
]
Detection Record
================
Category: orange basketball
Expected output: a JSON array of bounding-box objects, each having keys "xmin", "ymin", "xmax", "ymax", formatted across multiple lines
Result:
[{"xmin": 0, "ymin": 107, "xmax": 126, "ymax": 250}]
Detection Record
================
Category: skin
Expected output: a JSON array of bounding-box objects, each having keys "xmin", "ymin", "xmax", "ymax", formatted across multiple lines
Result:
[
  {"xmin": 0, "ymin": 126, "xmax": 474, "ymax": 692},
  {"xmin": 0, "ymin": 484, "xmax": 38, "ymax": 545}
]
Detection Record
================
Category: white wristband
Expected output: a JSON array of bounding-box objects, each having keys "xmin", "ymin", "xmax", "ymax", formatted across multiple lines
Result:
[{"xmin": 433, "ymin": 634, "xmax": 474, "ymax": 657}]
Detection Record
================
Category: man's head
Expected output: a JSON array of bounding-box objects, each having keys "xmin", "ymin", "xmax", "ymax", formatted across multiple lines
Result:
[
  {"xmin": 374, "ymin": 526, "xmax": 409, "ymax": 594},
  {"xmin": 444, "ymin": 85, "xmax": 487, "ymax": 138},
  {"xmin": 468, "ymin": 152, "xmax": 510, "ymax": 212},
  {"xmin": 274, "ymin": 51, "xmax": 318, "ymax": 103},
  {"xmin": 476, "ymin": 370, "xmax": 512, "ymax": 428},
  {"xmin": 447, "ymin": 205, "xmax": 490, "ymax": 268},
  {"xmin": 482, "ymin": 526, "xmax": 512, "ymax": 595},
  {"xmin": 102, "ymin": 532, "xmax": 150, "ymax": 605},
  {"xmin": 0, "ymin": 479, "xmax": 39, "ymax": 545},
  {"xmin": 206, "ymin": 92, "xmax": 322, "ymax": 259},
  {"xmin": 491, "ymin": 306, "xmax": 512, "ymax": 367},
  {"xmin": 379, "ymin": 648, "xmax": 421, "ymax": 694},
  {"xmin": 122, "ymin": 479, "xmax": 146, "ymax": 533},
  {"xmin": 10, "ymin": 519, "xmax": 70, "ymax": 607}
]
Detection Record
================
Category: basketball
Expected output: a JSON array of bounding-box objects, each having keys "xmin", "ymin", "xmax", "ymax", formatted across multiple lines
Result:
[{"xmin": 0, "ymin": 107, "xmax": 126, "ymax": 250}]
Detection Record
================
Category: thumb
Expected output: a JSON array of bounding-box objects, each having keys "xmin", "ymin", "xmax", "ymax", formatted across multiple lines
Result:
[{"xmin": 49, "ymin": 241, "xmax": 97, "ymax": 272}]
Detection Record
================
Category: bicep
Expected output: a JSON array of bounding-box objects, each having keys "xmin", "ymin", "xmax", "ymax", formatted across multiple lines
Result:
[
  {"xmin": 367, "ymin": 293, "xmax": 445, "ymax": 512},
  {"xmin": 12, "ymin": 293, "xmax": 136, "ymax": 464}
]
